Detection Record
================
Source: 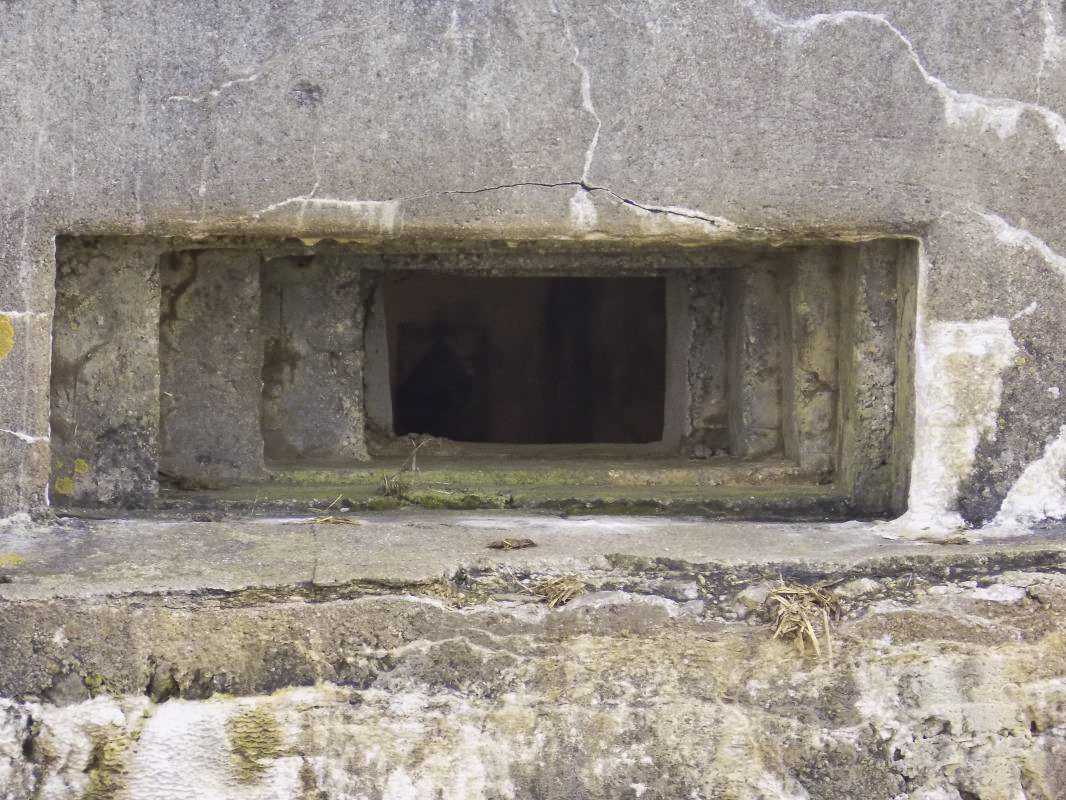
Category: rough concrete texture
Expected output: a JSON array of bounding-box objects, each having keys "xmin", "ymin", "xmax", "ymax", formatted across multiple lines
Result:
[
  {"xmin": 685, "ymin": 271, "xmax": 730, "ymax": 455},
  {"xmin": 50, "ymin": 238, "xmax": 164, "ymax": 508},
  {"xmin": 260, "ymin": 251, "xmax": 368, "ymax": 462},
  {"xmin": 1, "ymin": 513, "xmax": 1066, "ymax": 798},
  {"xmin": 0, "ymin": 0, "xmax": 1064, "ymax": 525},
  {"xmin": 727, "ymin": 263, "xmax": 785, "ymax": 458},
  {"xmin": 160, "ymin": 249, "xmax": 266, "ymax": 482},
  {"xmin": 838, "ymin": 240, "xmax": 914, "ymax": 515},
  {"xmin": 783, "ymin": 247, "xmax": 840, "ymax": 475}
]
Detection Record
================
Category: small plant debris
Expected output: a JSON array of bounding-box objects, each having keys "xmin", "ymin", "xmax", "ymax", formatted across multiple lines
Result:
[
  {"xmin": 533, "ymin": 576, "xmax": 585, "ymax": 608},
  {"xmin": 487, "ymin": 537, "xmax": 537, "ymax": 551},
  {"xmin": 376, "ymin": 438, "xmax": 432, "ymax": 498},
  {"xmin": 307, "ymin": 495, "xmax": 359, "ymax": 525},
  {"xmin": 769, "ymin": 581, "xmax": 841, "ymax": 659},
  {"xmin": 309, "ymin": 515, "xmax": 358, "ymax": 525},
  {"xmin": 378, "ymin": 473, "xmax": 409, "ymax": 498}
]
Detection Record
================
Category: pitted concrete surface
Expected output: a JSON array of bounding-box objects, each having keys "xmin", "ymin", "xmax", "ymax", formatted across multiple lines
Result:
[
  {"xmin": 1, "ymin": 512, "xmax": 1064, "ymax": 601},
  {"xmin": 2, "ymin": 513, "xmax": 1066, "ymax": 798}
]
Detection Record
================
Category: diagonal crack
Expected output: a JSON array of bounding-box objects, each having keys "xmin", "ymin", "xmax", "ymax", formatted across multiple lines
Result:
[{"xmin": 399, "ymin": 179, "xmax": 734, "ymax": 228}]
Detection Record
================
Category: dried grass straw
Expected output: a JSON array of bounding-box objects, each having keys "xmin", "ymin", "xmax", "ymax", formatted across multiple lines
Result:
[
  {"xmin": 769, "ymin": 582, "xmax": 841, "ymax": 660},
  {"xmin": 533, "ymin": 576, "xmax": 585, "ymax": 608}
]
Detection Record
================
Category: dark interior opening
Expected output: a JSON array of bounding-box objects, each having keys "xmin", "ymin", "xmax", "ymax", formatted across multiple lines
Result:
[{"xmin": 382, "ymin": 274, "xmax": 667, "ymax": 444}]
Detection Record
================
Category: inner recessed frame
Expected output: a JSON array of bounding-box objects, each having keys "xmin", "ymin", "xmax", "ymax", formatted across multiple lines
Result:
[{"xmin": 49, "ymin": 236, "xmax": 915, "ymax": 515}]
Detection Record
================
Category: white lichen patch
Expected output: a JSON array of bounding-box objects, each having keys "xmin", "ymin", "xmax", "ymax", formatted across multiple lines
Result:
[
  {"xmin": 125, "ymin": 695, "xmax": 301, "ymax": 799},
  {"xmin": 993, "ymin": 424, "xmax": 1066, "ymax": 527},
  {"xmin": 893, "ymin": 316, "xmax": 1018, "ymax": 535}
]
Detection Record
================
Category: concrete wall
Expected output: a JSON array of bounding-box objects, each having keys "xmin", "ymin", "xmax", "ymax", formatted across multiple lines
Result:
[{"xmin": 1, "ymin": 0, "xmax": 1066, "ymax": 528}]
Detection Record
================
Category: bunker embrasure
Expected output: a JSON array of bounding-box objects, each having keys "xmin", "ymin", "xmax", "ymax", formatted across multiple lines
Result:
[{"xmin": 49, "ymin": 236, "xmax": 916, "ymax": 516}]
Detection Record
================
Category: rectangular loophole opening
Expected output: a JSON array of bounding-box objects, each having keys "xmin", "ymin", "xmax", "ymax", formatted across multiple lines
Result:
[
  {"xmin": 381, "ymin": 275, "xmax": 666, "ymax": 445},
  {"xmin": 49, "ymin": 236, "xmax": 916, "ymax": 518}
]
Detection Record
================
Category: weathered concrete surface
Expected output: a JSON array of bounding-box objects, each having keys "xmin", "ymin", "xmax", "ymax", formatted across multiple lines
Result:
[
  {"xmin": 685, "ymin": 271, "xmax": 730, "ymax": 455},
  {"xmin": 727, "ymin": 263, "xmax": 785, "ymax": 458},
  {"xmin": 0, "ymin": 1, "xmax": 1065, "ymax": 526},
  {"xmin": 783, "ymin": 247, "xmax": 840, "ymax": 476},
  {"xmin": 50, "ymin": 238, "xmax": 164, "ymax": 508},
  {"xmin": 837, "ymin": 240, "xmax": 915, "ymax": 514},
  {"xmin": 4, "ymin": 511, "xmax": 1066, "ymax": 601},
  {"xmin": 159, "ymin": 249, "xmax": 266, "ymax": 482},
  {"xmin": 1, "ymin": 513, "xmax": 1066, "ymax": 798},
  {"xmin": 260, "ymin": 251, "xmax": 368, "ymax": 462}
]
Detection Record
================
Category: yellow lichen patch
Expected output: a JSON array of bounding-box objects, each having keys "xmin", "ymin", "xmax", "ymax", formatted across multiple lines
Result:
[
  {"xmin": 227, "ymin": 705, "xmax": 284, "ymax": 783},
  {"xmin": 0, "ymin": 553, "xmax": 25, "ymax": 568},
  {"xmin": 84, "ymin": 672, "xmax": 108, "ymax": 698},
  {"xmin": 0, "ymin": 314, "xmax": 13, "ymax": 361},
  {"xmin": 74, "ymin": 458, "xmax": 90, "ymax": 475},
  {"xmin": 82, "ymin": 734, "xmax": 132, "ymax": 800},
  {"xmin": 54, "ymin": 477, "xmax": 75, "ymax": 495}
]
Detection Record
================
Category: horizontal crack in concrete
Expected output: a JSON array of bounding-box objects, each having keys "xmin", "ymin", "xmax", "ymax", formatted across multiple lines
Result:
[{"xmin": 400, "ymin": 180, "xmax": 733, "ymax": 227}]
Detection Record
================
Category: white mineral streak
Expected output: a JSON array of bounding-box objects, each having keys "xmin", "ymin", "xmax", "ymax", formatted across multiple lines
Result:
[
  {"xmin": 886, "ymin": 249, "xmax": 1018, "ymax": 535},
  {"xmin": 0, "ymin": 428, "xmax": 48, "ymax": 444},
  {"xmin": 976, "ymin": 209, "xmax": 1066, "ymax": 281},
  {"xmin": 0, "ymin": 512, "xmax": 33, "ymax": 527},
  {"xmin": 124, "ymin": 699, "xmax": 299, "ymax": 799},
  {"xmin": 165, "ymin": 72, "xmax": 265, "ymax": 104},
  {"xmin": 1041, "ymin": 0, "xmax": 1066, "ymax": 76},
  {"xmin": 551, "ymin": 1, "xmax": 601, "ymax": 229},
  {"xmin": 742, "ymin": 1, "xmax": 1066, "ymax": 153},
  {"xmin": 31, "ymin": 696, "xmax": 147, "ymax": 800},
  {"xmin": 620, "ymin": 200, "xmax": 739, "ymax": 234},
  {"xmin": 254, "ymin": 197, "xmax": 400, "ymax": 233},
  {"xmin": 969, "ymin": 209, "xmax": 1066, "ymax": 529},
  {"xmin": 993, "ymin": 425, "xmax": 1066, "ymax": 527},
  {"xmin": 1011, "ymin": 301, "xmax": 1038, "ymax": 320},
  {"xmin": 0, "ymin": 310, "xmax": 47, "ymax": 318},
  {"xmin": 569, "ymin": 190, "xmax": 598, "ymax": 228}
]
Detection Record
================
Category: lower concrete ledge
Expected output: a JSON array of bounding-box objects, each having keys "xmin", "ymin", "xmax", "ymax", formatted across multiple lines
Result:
[{"xmin": 1, "ymin": 513, "xmax": 1065, "ymax": 799}]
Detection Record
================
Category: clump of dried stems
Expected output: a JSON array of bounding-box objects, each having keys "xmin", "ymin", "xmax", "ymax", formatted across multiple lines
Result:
[
  {"xmin": 487, "ymin": 538, "xmax": 537, "ymax": 550},
  {"xmin": 378, "ymin": 438, "xmax": 429, "ymax": 497},
  {"xmin": 769, "ymin": 581, "xmax": 841, "ymax": 659},
  {"xmin": 533, "ymin": 576, "xmax": 585, "ymax": 608}
]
